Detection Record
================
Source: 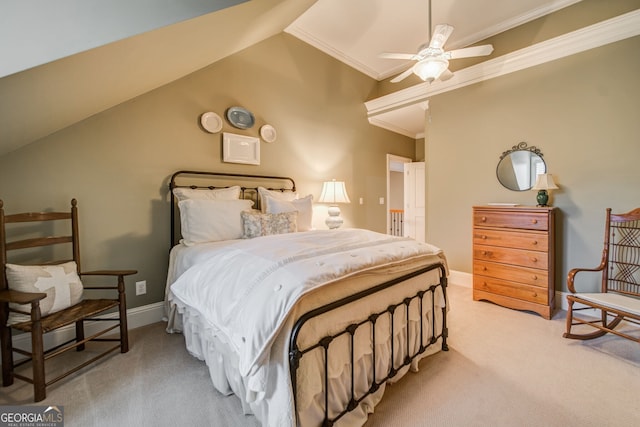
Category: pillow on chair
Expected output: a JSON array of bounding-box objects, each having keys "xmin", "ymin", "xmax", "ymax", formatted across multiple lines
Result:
[{"xmin": 5, "ymin": 261, "xmax": 84, "ymax": 325}]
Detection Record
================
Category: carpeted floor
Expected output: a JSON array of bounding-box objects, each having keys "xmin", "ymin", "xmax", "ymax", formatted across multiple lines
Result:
[{"xmin": 1, "ymin": 284, "xmax": 638, "ymax": 426}]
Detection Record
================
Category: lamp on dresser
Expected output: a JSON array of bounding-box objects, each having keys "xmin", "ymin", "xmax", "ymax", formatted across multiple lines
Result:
[
  {"xmin": 318, "ymin": 179, "xmax": 351, "ymax": 229},
  {"xmin": 532, "ymin": 174, "xmax": 558, "ymax": 207}
]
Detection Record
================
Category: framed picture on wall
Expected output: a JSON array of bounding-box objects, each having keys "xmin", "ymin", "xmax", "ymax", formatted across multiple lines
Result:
[{"xmin": 222, "ymin": 133, "xmax": 260, "ymax": 165}]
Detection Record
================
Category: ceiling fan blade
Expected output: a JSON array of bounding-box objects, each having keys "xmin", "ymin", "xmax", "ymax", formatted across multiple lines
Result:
[
  {"xmin": 439, "ymin": 69, "xmax": 454, "ymax": 81},
  {"xmin": 390, "ymin": 67, "xmax": 415, "ymax": 83},
  {"xmin": 447, "ymin": 44, "xmax": 494, "ymax": 59},
  {"xmin": 379, "ymin": 53, "xmax": 417, "ymax": 60},
  {"xmin": 429, "ymin": 24, "xmax": 454, "ymax": 49}
]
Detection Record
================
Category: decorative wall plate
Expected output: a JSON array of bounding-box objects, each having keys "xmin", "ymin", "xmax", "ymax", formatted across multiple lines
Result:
[
  {"xmin": 259, "ymin": 124, "xmax": 277, "ymax": 143},
  {"xmin": 226, "ymin": 106, "xmax": 255, "ymax": 129},
  {"xmin": 200, "ymin": 112, "xmax": 223, "ymax": 133}
]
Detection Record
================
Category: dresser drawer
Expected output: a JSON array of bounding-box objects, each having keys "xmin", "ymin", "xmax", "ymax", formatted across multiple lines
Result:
[
  {"xmin": 474, "ymin": 275, "xmax": 549, "ymax": 304},
  {"xmin": 473, "ymin": 210, "xmax": 548, "ymax": 231},
  {"xmin": 473, "ymin": 260, "xmax": 548, "ymax": 288},
  {"xmin": 473, "ymin": 228, "xmax": 547, "ymax": 251},
  {"xmin": 474, "ymin": 244, "xmax": 548, "ymax": 270}
]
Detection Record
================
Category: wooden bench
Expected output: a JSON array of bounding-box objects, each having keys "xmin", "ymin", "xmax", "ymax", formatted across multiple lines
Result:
[
  {"xmin": 0, "ymin": 199, "xmax": 136, "ymax": 401},
  {"xmin": 564, "ymin": 208, "xmax": 640, "ymax": 343}
]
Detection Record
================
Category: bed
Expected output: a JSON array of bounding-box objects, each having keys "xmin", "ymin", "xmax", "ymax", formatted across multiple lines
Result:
[{"xmin": 164, "ymin": 170, "xmax": 449, "ymax": 427}]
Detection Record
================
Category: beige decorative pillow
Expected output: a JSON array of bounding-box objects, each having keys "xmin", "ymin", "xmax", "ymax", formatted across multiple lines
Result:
[
  {"xmin": 264, "ymin": 194, "xmax": 314, "ymax": 231},
  {"xmin": 257, "ymin": 187, "xmax": 298, "ymax": 212},
  {"xmin": 6, "ymin": 261, "xmax": 84, "ymax": 325},
  {"xmin": 173, "ymin": 185, "xmax": 241, "ymax": 202},
  {"xmin": 241, "ymin": 210, "xmax": 298, "ymax": 239}
]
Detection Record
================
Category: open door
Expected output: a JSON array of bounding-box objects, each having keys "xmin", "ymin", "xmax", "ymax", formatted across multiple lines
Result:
[{"xmin": 404, "ymin": 162, "xmax": 425, "ymax": 242}]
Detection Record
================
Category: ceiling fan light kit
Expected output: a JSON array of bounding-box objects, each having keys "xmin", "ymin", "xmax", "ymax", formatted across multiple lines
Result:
[
  {"xmin": 380, "ymin": 0, "xmax": 493, "ymax": 84},
  {"xmin": 413, "ymin": 57, "xmax": 449, "ymax": 82}
]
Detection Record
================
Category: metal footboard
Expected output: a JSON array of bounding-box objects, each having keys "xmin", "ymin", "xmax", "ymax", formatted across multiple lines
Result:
[{"xmin": 289, "ymin": 262, "xmax": 448, "ymax": 426}]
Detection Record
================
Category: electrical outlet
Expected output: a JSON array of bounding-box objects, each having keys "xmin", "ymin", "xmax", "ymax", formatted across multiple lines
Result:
[{"xmin": 135, "ymin": 280, "xmax": 147, "ymax": 296}]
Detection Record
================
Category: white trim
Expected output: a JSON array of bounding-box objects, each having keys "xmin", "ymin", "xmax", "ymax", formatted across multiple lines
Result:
[
  {"xmin": 450, "ymin": 272, "xmax": 601, "ymax": 317},
  {"xmin": 370, "ymin": 116, "xmax": 423, "ymax": 139},
  {"xmin": 284, "ymin": 26, "xmax": 382, "ymax": 79},
  {"xmin": 555, "ymin": 290, "xmax": 602, "ymax": 317},
  {"xmin": 448, "ymin": 0, "xmax": 583, "ymax": 50},
  {"xmin": 448, "ymin": 270, "xmax": 472, "ymax": 288},
  {"xmin": 11, "ymin": 302, "xmax": 165, "ymax": 351},
  {"xmin": 287, "ymin": 0, "xmax": 583, "ymax": 81},
  {"xmin": 366, "ymin": 10, "xmax": 640, "ymax": 129}
]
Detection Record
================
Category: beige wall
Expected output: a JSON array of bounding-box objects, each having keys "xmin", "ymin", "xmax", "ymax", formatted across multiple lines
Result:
[
  {"xmin": 426, "ymin": 35, "xmax": 640, "ymax": 293},
  {"xmin": 0, "ymin": 33, "xmax": 415, "ymax": 307}
]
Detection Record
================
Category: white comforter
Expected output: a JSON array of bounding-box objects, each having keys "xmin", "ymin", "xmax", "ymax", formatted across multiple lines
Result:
[{"xmin": 168, "ymin": 228, "xmax": 445, "ymax": 426}]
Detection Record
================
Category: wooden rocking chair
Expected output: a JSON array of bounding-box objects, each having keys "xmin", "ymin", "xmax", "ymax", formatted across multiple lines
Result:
[
  {"xmin": 0, "ymin": 199, "xmax": 137, "ymax": 401},
  {"xmin": 564, "ymin": 207, "xmax": 640, "ymax": 343}
]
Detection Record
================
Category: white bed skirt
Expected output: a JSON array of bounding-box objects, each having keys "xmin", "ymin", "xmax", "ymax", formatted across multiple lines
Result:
[{"xmin": 174, "ymin": 265, "xmax": 446, "ymax": 427}]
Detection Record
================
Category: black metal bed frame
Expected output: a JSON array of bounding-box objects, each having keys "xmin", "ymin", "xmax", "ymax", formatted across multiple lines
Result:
[
  {"xmin": 168, "ymin": 170, "xmax": 448, "ymax": 426},
  {"xmin": 289, "ymin": 263, "xmax": 448, "ymax": 426},
  {"xmin": 169, "ymin": 170, "xmax": 296, "ymax": 247}
]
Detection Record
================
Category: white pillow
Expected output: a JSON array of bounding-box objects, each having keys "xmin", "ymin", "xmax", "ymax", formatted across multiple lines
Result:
[
  {"xmin": 173, "ymin": 186, "xmax": 241, "ymax": 202},
  {"xmin": 241, "ymin": 210, "xmax": 298, "ymax": 239},
  {"xmin": 258, "ymin": 186, "xmax": 297, "ymax": 212},
  {"xmin": 264, "ymin": 194, "xmax": 313, "ymax": 231},
  {"xmin": 6, "ymin": 261, "xmax": 84, "ymax": 325},
  {"xmin": 178, "ymin": 199, "xmax": 254, "ymax": 245}
]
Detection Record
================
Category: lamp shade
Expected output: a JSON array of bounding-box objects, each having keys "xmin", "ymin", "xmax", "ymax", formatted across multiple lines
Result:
[
  {"xmin": 318, "ymin": 180, "xmax": 351, "ymax": 204},
  {"xmin": 413, "ymin": 58, "xmax": 449, "ymax": 82},
  {"xmin": 532, "ymin": 174, "xmax": 559, "ymax": 190}
]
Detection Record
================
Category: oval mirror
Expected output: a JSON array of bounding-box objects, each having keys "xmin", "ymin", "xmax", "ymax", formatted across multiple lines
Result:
[{"xmin": 496, "ymin": 142, "xmax": 546, "ymax": 191}]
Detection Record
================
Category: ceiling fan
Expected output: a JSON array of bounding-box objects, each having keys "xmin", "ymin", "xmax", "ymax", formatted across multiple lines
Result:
[{"xmin": 380, "ymin": 0, "xmax": 494, "ymax": 83}]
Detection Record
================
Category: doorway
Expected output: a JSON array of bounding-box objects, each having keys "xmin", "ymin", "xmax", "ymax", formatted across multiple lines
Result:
[{"xmin": 386, "ymin": 154, "xmax": 411, "ymax": 236}]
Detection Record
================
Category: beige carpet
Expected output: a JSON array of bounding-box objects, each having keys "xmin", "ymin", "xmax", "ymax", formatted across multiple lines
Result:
[{"xmin": 1, "ymin": 284, "xmax": 638, "ymax": 427}]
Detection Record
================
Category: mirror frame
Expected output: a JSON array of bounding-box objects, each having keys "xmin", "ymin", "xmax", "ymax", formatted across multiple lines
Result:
[{"xmin": 496, "ymin": 142, "xmax": 546, "ymax": 191}]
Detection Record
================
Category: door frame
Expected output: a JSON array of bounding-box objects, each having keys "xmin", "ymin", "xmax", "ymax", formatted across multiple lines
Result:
[{"xmin": 386, "ymin": 154, "xmax": 412, "ymax": 234}]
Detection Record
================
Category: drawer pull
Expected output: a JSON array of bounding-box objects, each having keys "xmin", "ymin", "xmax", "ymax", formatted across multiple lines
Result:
[
  {"xmin": 533, "ymin": 292, "xmax": 538, "ymax": 297},
  {"xmin": 531, "ymin": 219, "xmax": 538, "ymax": 224},
  {"xmin": 481, "ymin": 235, "xmax": 487, "ymax": 240},
  {"xmin": 532, "ymin": 240, "xmax": 538, "ymax": 245},
  {"xmin": 481, "ymin": 216, "xmax": 487, "ymax": 222},
  {"xmin": 531, "ymin": 257, "xmax": 538, "ymax": 263},
  {"xmin": 482, "ymin": 267, "xmax": 488, "ymax": 271},
  {"xmin": 532, "ymin": 275, "xmax": 538, "ymax": 280}
]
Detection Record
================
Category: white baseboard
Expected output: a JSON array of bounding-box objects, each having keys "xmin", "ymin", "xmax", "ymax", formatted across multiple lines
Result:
[
  {"xmin": 12, "ymin": 302, "xmax": 165, "ymax": 351},
  {"xmin": 449, "ymin": 269, "xmax": 599, "ymax": 316},
  {"xmin": 448, "ymin": 270, "xmax": 472, "ymax": 288}
]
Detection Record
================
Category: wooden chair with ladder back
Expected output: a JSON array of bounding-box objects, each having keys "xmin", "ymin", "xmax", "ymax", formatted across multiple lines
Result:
[
  {"xmin": 564, "ymin": 207, "xmax": 640, "ymax": 343},
  {"xmin": 0, "ymin": 198, "xmax": 136, "ymax": 401}
]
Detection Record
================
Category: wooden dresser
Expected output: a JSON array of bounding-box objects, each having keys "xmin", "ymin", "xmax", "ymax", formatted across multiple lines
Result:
[{"xmin": 472, "ymin": 206, "xmax": 556, "ymax": 319}]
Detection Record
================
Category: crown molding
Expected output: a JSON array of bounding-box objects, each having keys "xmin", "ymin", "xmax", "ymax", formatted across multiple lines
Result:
[
  {"xmin": 368, "ymin": 116, "xmax": 424, "ymax": 139},
  {"xmin": 366, "ymin": 9, "xmax": 640, "ymax": 127},
  {"xmin": 449, "ymin": 0, "xmax": 583, "ymax": 50},
  {"xmin": 288, "ymin": 0, "xmax": 584, "ymax": 81},
  {"xmin": 284, "ymin": 25, "xmax": 382, "ymax": 79}
]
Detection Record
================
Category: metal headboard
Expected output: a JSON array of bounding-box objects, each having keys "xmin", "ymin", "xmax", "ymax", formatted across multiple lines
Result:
[{"xmin": 168, "ymin": 170, "xmax": 296, "ymax": 247}]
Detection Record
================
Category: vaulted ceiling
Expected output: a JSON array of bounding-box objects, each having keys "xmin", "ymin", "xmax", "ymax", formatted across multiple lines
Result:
[{"xmin": 1, "ymin": 0, "xmax": 637, "ymax": 155}]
